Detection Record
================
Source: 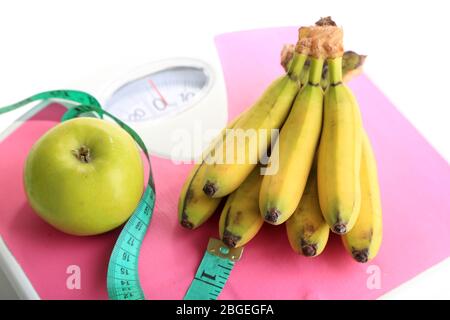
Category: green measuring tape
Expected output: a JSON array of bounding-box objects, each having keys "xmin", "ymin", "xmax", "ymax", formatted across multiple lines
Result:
[
  {"xmin": 0, "ymin": 90, "xmax": 242, "ymax": 300},
  {"xmin": 107, "ymin": 186, "xmax": 155, "ymax": 300}
]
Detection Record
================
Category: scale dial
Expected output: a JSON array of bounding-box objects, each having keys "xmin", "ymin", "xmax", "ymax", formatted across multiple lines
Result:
[
  {"xmin": 98, "ymin": 57, "xmax": 227, "ymax": 161},
  {"xmin": 104, "ymin": 65, "xmax": 211, "ymax": 122}
]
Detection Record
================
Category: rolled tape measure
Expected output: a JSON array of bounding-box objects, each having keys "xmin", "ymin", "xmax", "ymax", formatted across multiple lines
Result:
[{"xmin": 0, "ymin": 90, "xmax": 241, "ymax": 300}]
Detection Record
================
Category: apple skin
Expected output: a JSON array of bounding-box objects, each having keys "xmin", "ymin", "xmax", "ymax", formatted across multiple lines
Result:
[{"xmin": 23, "ymin": 117, "xmax": 144, "ymax": 236}]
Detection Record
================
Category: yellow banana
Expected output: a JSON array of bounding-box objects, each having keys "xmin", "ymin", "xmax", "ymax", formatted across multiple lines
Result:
[
  {"xmin": 286, "ymin": 162, "xmax": 329, "ymax": 256},
  {"xmin": 202, "ymin": 53, "xmax": 308, "ymax": 198},
  {"xmin": 317, "ymin": 56, "xmax": 363, "ymax": 234},
  {"xmin": 178, "ymin": 113, "xmax": 245, "ymax": 229},
  {"xmin": 259, "ymin": 57, "xmax": 324, "ymax": 225},
  {"xmin": 219, "ymin": 167, "xmax": 264, "ymax": 248},
  {"xmin": 342, "ymin": 131, "xmax": 382, "ymax": 262}
]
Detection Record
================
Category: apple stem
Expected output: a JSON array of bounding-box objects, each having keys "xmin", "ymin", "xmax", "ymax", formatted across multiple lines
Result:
[{"xmin": 72, "ymin": 145, "xmax": 91, "ymax": 163}]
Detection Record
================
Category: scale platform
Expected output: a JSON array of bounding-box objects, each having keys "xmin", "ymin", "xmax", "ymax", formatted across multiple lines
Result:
[{"xmin": 0, "ymin": 27, "xmax": 450, "ymax": 299}]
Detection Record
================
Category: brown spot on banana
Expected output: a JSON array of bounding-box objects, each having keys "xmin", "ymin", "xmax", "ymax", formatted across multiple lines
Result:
[
  {"xmin": 203, "ymin": 181, "xmax": 218, "ymax": 197},
  {"xmin": 362, "ymin": 229, "xmax": 374, "ymax": 241},
  {"xmin": 301, "ymin": 239, "xmax": 318, "ymax": 257},
  {"xmin": 352, "ymin": 248, "xmax": 369, "ymax": 263},
  {"xmin": 180, "ymin": 211, "xmax": 194, "ymax": 230},
  {"xmin": 223, "ymin": 205, "xmax": 232, "ymax": 231},
  {"xmin": 185, "ymin": 189, "xmax": 193, "ymax": 202},
  {"xmin": 185, "ymin": 189, "xmax": 199, "ymax": 206},
  {"xmin": 331, "ymin": 213, "xmax": 347, "ymax": 234},
  {"xmin": 265, "ymin": 208, "xmax": 281, "ymax": 224},
  {"xmin": 222, "ymin": 230, "xmax": 241, "ymax": 248},
  {"xmin": 303, "ymin": 224, "xmax": 317, "ymax": 235},
  {"xmin": 232, "ymin": 211, "xmax": 242, "ymax": 225},
  {"xmin": 333, "ymin": 223, "xmax": 347, "ymax": 234}
]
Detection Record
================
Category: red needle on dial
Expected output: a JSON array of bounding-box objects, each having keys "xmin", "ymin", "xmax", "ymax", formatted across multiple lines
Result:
[{"xmin": 148, "ymin": 79, "xmax": 168, "ymax": 108}]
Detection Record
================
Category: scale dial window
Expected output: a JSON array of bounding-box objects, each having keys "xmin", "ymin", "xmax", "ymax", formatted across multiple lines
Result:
[{"xmin": 104, "ymin": 66, "xmax": 210, "ymax": 122}]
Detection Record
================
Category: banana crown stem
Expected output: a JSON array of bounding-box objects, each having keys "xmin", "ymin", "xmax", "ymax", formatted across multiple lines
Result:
[
  {"xmin": 308, "ymin": 57, "xmax": 324, "ymax": 84},
  {"xmin": 327, "ymin": 56, "xmax": 343, "ymax": 84},
  {"xmin": 288, "ymin": 53, "xmax": 308, "ymax": 81}
]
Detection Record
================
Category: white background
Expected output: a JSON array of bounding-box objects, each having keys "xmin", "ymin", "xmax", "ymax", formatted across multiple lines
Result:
[{"xmin": 0, "ymin": 0, "xmax": 449, "ymax": 299}]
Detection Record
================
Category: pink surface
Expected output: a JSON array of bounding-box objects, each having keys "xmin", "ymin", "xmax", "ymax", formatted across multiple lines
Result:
[{"xmin": 1, "ymin": 27, "xmax": 450, "ymax": 300}]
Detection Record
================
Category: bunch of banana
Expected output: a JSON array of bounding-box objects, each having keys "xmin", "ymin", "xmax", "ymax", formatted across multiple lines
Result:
[{"xmin": 178, "ymin": 16, "xmax": 383, "ymax": 264}]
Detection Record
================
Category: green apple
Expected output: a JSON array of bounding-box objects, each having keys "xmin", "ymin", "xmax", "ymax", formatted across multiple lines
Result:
[{"xmin": 24, "ymin": 117, "xmax": 144, "ymax": 236}]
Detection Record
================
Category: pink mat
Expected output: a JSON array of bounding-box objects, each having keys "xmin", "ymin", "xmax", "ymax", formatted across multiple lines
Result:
[{"xmin": 1, "ymin": 27, "xmax": 450, "ymax": 300}]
